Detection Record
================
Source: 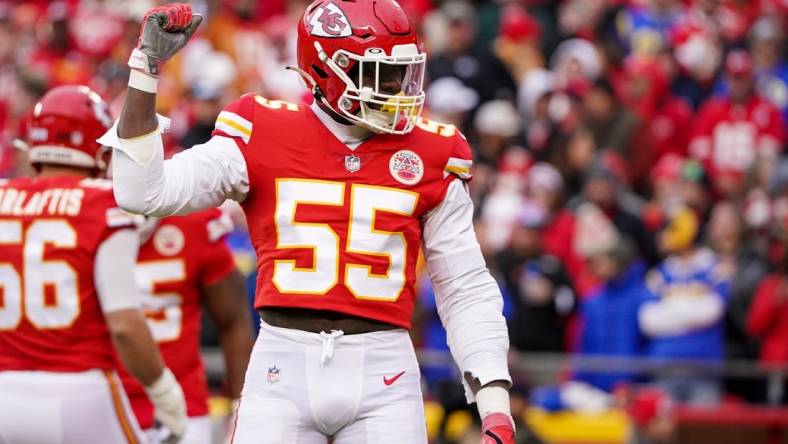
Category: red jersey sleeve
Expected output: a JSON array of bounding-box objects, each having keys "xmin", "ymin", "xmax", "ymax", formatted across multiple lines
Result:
[
  {"xmin": 79, "ymin": 178, "xmax": 140, "ymax": 243},
  {"xmin": 197, "ymin": 208, "xmax": 237, "ymax": 287},
  {"xmin": 212, "ymin": 93, "xmax": 257, "ymax": 149},
  {"xmin": 443, "ymin": 130, "xmax": 473, "ymax": 181}
]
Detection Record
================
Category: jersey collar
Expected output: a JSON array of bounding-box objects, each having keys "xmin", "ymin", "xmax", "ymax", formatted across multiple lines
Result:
[{"xmin": 309, "ymin": 101, "xmax": 372, "ymax": 150}]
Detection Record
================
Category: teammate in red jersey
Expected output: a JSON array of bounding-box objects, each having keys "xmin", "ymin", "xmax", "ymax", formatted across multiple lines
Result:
[
  {"xmin": 103, "ymin": 3, "xmax": 514, "ymax": 443},
  {"xmin": 688, "ymin": 49, "xmax": 785, "ymax": 196},
  {"xmin": 119, "ymin": 208, "xmax": 253, "ymax": 444},
  {"xmin": 0, "ymin": 85, "xmax": 187, "ymax": 443}
]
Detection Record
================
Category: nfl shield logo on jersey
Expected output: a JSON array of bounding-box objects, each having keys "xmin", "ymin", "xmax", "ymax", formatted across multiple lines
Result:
[
  {"xmin": 344, "ymin": 154, "xmax": 361, "ymax": 173},
  {"xmin": 267, "ymin": 366, "xmax": 281, "ymax": 384}
]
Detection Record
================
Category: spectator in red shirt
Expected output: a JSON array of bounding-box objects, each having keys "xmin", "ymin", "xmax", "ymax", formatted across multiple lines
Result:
[
  {"xmin": 688, "ymin": 49, "xmax": 785, "ymax": 198},
  {"xmin": 747, "ymin": 272, "xmax": 788, "ymax": 366}
]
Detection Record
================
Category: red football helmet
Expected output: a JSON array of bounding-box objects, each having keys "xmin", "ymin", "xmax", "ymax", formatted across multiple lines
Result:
[
  {"xmin": 25, "ymin": 85, "xmax": 113, "ymax": 170},
  {"xmin": 295, "ymin": 0, "xmax": 426, "ymax": 134}
]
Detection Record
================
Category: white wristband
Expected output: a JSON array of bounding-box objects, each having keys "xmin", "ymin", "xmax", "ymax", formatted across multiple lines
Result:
[
  {"xmin": 475, "ymin": 386, "xmax": 511, "ymax": 418},
  {"xmin": 129, "ymin": 69, "xmax": 158, "ymax": 93},
  {"xmin": 145, "ymin": 367, "xmax": 177, "ymax": 396}
]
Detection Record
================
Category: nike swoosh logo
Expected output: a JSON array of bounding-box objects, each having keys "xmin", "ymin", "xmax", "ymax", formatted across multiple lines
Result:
[{"xmin": 383, "ymin": 371, "xmax": 405, "ymax": 386}]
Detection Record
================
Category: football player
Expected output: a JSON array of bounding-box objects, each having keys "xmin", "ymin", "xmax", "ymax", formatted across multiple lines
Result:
[
  {"xmin": 103, "ymin": 2, "xmax": 515, "ymax": 443},
  {"xmin": 119, "ymin": 208, "xmax": 253, "ymax": 444},
  {"xmin": 0, "ymin": 85, "xmax": 187, "ymax": 443}
]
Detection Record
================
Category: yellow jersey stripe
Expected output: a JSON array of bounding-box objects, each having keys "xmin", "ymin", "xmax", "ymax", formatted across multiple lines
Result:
[{"xmin": 216, "ymin": 117, "xmax": 252, "ymax": 137}]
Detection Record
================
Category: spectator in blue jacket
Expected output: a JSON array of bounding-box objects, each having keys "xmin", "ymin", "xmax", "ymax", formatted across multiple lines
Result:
[
  {"xmin": 576, "ymin": 230, "xmax": 648, "ymax": 392},
  {"xmin": 639, "ymin": 206, "xmax": 732, "ymax": 405}
]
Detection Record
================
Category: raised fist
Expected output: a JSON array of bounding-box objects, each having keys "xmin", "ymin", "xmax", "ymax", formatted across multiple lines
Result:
[
  {"xmin": 481, "ymin": 412, "xmax": 515, "ymax": 444},
  {"xmin": 130, "ymin": 3, "xmax": 202, "ymax": 77}
]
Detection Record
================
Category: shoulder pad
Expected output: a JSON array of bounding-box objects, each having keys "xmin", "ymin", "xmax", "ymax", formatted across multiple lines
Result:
[{"xmin": 412, "ymin": 117, "xmax": 473, "ymax": 180}]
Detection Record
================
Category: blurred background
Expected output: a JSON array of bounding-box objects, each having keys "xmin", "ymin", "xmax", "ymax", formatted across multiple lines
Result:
[{"xmin": 0, "ymin": 0, "xmax": 786, "ymax": 443}]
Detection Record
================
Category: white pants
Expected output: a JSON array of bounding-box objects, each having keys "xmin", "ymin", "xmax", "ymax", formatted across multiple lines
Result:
[
  {"xmin": 146, "ymin": 416, "xmax": 212, "ymax": 444},
  {"xmin": 0, "ymin": 369, "xmax": 144, "ymax": 444},
  {"xmin": 232, "ymin": 320, "xmax": 427, "ymax": 444}
]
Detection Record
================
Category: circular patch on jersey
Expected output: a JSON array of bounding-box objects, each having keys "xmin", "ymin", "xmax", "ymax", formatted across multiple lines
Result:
[
  {"xmin": 389, "ymin": 150, "xmax": 424, "ymax": 185},
  {"xmin": 153, "ymin": 225, "xmax": 185, "ymax": 257}
]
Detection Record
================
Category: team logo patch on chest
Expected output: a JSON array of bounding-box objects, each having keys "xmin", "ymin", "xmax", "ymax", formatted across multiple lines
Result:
[
  {"xmin": 153, "ymin": 225, "xmax": 185, "ymax": 257},
  {"xmin": 308, "ymin": 2, "xmax": 351, "ymax": 38},
  {"xmin": 344, "ymin": 154, "xmax": 361, "ymax": 173},
  {"xmin": 389, "ymin": 150, "xmax": 424, "ymax": 185}
]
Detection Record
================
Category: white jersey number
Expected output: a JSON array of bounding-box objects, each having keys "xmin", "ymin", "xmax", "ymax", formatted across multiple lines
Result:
[
  {"xmin": 273, "ymin": 179, "xmax": 418, "ymax": 301},
  {"xmin": 0, "ymin": 220, "xmax": 80, "ymax": 330},
  {"xmin": 135, "ymin": 260, "xmax": 186, "ymax": 342}
]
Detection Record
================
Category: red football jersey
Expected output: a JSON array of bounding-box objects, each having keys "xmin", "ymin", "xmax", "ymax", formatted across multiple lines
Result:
[
  {"xmin": 212, "ymin": 94, "xmax": 472, "ymax": 329},
  {"xmin": 688, "ymin": 95, "xmax": 784, "ymax": 188},
  {"xmin": 119, "ymin": 209, "xmax": 236, "ymax": 428},
  {"xmin": 0, "ymin": 176, "xmax": 136, "ymax": 372}
]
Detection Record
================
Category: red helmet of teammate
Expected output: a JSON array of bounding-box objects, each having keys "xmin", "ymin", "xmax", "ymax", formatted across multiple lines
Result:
[
  {"xmin": 295, "ymin": 0, "xmax": 426, "ymax": 134},
  {"xmin": 25, "ymin": 85, "xmax": 113, "ymax": 170}
]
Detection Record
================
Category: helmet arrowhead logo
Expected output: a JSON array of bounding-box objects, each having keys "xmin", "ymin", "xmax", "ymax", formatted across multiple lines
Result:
[{"xmin": 309, "ymin": 2, "xmax": 351, "ymax": 37}]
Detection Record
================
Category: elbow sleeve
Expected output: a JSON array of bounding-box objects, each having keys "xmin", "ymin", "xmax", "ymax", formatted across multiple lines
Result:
[{"xmin": 95, "ymin": 229, "xmax": 141, "ymax": 313}]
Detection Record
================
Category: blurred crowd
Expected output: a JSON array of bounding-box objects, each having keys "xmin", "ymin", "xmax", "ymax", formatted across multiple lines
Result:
[{"xmin": 0, "ymin": 0, "xmax": 786, "ymax": 441}]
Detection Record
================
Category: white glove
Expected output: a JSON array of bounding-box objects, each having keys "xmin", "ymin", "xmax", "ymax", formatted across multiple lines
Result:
[{"xmin": 145, "ymin": 368, "xmax": 187, "ymax": 443}]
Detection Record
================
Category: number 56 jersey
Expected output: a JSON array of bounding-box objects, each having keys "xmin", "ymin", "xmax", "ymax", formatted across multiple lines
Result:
[
  {"xmin": 214, "ymin": 94, "xmax": 473, "ymax": 329},
  {"xmin": 0, "ymin": 176, "xmax": 137, "ymax": 372}
]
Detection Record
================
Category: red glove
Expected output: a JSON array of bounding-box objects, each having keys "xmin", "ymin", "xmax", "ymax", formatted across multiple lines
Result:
[
  {"xmin": 481, "ymin": 412, "xmax": 515, "ymax": 444},
  {"xmin": 142, "ymin": 3, "xmax": 195, "ymax": 33}
]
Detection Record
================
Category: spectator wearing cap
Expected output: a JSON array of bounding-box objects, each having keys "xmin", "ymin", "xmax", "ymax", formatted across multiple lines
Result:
[
  {"xmin": 570, "ymin": 153, "xmax": 660, "ymax": 276},
  {"xmin": 575, "ymin": 216, "xmax": 648, "ymax": 392},
  {"xmin": 670, "ymin": 20, "xmax": 724, "ymax": 109},
  {"xmin": 523, "ymin": 162, "xmax": 583, "ymax": 296},
  {"xmin": 179, "ymin": 48, "xmax": 238, "ymax": 149},
  {"xmin": 474, "ymin": 100, "xmax": 529, "ymax": 251},
  {"xmin": 495, "ymin": 200, "xmax": 575, "ymax": 353},
  {"xmin": 426, "ymin": 1, "xmax": 516, "ymax": 107},
  {"xmin": 688, "ymin": 49, "xmax": 785, "ymax": 199},
  {"xmin": 492, "ymin": 4, "xmax": 544, "ymax": 86},
  {"xmin": 639, "ymin": 206, "xmax": 732, "ymax": 405},
  {"xmin": 519, "ymin": 69, "xmax": 558, "ymax": 159},
  {"xmin": 424, "ymin": 76, "xmax": 478, "ymax": 129}
]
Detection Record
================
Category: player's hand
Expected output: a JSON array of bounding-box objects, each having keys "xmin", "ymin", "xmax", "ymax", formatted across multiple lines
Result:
[
  {"xmin": 132, "ymin": 3, "xmax": 202, "ymax": 76},
  {"xmin": 145, "ymin": 368, "xmax": 187, "ymax": 443},
  {"xmin": 481, "ymin": 412, "xmax": 515, "ymax": 444}
]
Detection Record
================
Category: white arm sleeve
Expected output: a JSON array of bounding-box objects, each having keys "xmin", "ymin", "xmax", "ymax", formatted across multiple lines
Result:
[
  {"xmin": 99, "ymin": 116, "xmax": 250, "ymax": 217},
  {"xmin": 422, "ymin": 179, "xmax": 511, "ymax": 403},
  {"xmin": 95, "ymin": 229, "xmax": 141, "ymax": 313}
]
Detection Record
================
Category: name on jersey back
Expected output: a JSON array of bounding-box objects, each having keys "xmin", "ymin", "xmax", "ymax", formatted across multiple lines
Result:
[{"xmin": 0, "ymin": 187, "xmax": 84, "ymax": 217}]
